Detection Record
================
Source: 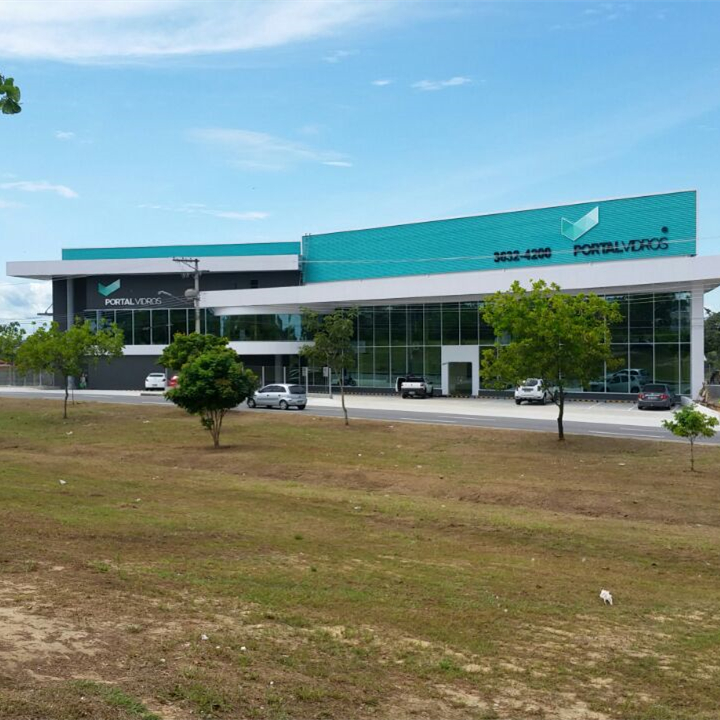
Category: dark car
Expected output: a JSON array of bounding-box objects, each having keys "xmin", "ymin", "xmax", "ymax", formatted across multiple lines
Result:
[{"xmin": 637, "ymin": 384, "xmax": 676, "ymax": 410}]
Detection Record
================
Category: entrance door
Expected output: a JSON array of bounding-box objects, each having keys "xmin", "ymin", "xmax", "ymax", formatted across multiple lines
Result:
[
  {"xmin": 448, "ymin": 362, "xmax": 473, "ymax": 396},
  {"xmin": 441, "ymin": 345, "xmax": 479, "ymax": 396}
]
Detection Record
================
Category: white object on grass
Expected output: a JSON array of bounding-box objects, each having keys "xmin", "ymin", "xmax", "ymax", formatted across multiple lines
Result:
[{"xmin": 600, "ymin": 589, "xmax": 613, "ymax": 605}]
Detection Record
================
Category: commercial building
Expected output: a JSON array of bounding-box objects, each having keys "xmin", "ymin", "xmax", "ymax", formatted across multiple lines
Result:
[{"xmin": 8, "ymin": 190, "xmax": 720, "ymax": 397}]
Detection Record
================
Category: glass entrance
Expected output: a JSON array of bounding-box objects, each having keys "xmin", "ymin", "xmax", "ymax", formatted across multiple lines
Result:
[{"xmin": 448, "ymin": 362, "xmax": 473, "ymax": 395}]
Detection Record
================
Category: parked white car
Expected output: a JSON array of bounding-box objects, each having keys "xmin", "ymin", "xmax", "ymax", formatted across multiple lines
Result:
[
  {"xmin": 514, "ymin": 378, "xmax": 553, "ymax": 405},
  {"xmin": 144, "ymin": 372, "xmax": 167, "ymax": 390}
]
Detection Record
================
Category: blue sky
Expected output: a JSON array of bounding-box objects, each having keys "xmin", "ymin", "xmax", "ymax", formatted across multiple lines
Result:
[{"xmin": 2, "ymin": 0, "xmax": 720, "ymax": 323}]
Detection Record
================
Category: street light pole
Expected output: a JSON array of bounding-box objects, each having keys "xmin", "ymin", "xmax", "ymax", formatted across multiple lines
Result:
[{"xmin": 173, "ymin": 257, "xmax": 201, "ymax": 333}]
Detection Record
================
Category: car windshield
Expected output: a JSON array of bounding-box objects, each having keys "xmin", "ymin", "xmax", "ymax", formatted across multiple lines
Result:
[
  {"xmin": 523, "ymin": 379, "xmax": 540, "ymax": 387},
  {"xmin": 642, "ymin": 384, "xmax": 668, "ymax": 392},
  {"xmin": 148, "ymin": 373, "xmax": 164, "ymax": 378},
  {"xmin": 288, "ymin": 385, "xmax": 305, "ymax": 395}
]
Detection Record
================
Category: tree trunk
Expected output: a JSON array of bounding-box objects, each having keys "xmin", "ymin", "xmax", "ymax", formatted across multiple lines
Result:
[
  {"xmin": 212, "ymin": 411, "xmax": 224, "ymax": 448},
  {"xmin": 690, "ymin": 437, "xmax": 695, "ymax": 472},
  {"xmin": 63, "ymin": 379, "xmax": 69, "ymax": 420},
  {"xmin": 557, "ymin": 389, "xmax": 565, "ymax": 441},
  {"xmin": 339, "ymin": 375, "xmax": 349, "ymax": 426}
]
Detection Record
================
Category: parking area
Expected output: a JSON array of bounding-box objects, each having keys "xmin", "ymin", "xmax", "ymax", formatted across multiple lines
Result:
[{"xmin": 306, "ymin": 393, "xmax": 689, "ymax": 430}]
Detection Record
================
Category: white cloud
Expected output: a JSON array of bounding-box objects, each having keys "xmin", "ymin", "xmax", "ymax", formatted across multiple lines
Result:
[
  {"xmin": 371, "ymin": 79, "xmax": 393, "ymax": 86},
  {"xmin": 139, "ymin": 203, "xmax": 268, "ymax": 220},
  {"xmin": 54, "ymin": 130, "xmax": 76, "ymax": 141},
  {"xmin": 0, "ymin": 180, "xmax": 78, "ymax": 199},
  {"xmin": 322, "ymin": 161, "xmax": 353, "ymax": 168},
  {"xmin": 189, "ymin": 128, "xmax": 350, "ymax": 171},
  {"xmin": 412, "ymin": 76, "xmax": 471, "ymax": 91},
  {"xmin": 0, "ymin": 0, "xmax": 393, "ymax": 62},
  {"xmin": 0, "ymin": 281, "xmax": 52, "ymax": 323},
  {"xmin": 322, "ymin": 49, "xmax": 356, "ymax": 63}
]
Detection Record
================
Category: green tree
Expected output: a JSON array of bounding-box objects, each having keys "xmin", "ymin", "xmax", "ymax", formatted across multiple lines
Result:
[
  {"xmin": 15, "ymin": 321, "xmax": 124, "ymax": 419},
  {"xmin": 166, "ymin": 348, "xmax": 257, "ymax": 448},
  {"xmin": 0, "ymin": 74, "xmax": 21, "ymax": 114},
  {"xmin": 662, "ymin": 405, "xmax": 718, "ymax": 472},
  {"xmin": 0, "ymin": 321, "xmax": 27, "ymax": 383},
  {"xmin": 481, "ymin": 280, "xmax": 622, "ymax": 440},
  {"xmin": 300, "ymin": 308, "xmax": 357, "ymax": 426},
  {"xmin": 157, "ymin": 332, "xmax": 228, "ymax": 371},
  {"xmin": 705, "ymin": 309, "xmax": 720, "ymax": 375}
]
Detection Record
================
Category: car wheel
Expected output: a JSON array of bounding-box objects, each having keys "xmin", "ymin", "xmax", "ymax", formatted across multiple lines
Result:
[
  {"xmin": 297, "ymin": 404, "xmax": 306, "ymax": 410},
  {"xmin": 279, "ymin": 400, "xmax": 289, "ymax": 410},
  {"xmin": 247, "ymin": 398, "xmax": 256, "ymax": 408},
  {"xmin": 402, "ymin": 392, "xmax": 408, "ymax": 399},
  {"xmin": 515, "ymin": 399, "xmax": 522, "ymax": 405}
]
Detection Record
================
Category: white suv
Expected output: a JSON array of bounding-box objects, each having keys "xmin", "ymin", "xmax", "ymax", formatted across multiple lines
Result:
[{"xmin": 514, "ymin": 378, "xmax": 553, "ymax": 405}]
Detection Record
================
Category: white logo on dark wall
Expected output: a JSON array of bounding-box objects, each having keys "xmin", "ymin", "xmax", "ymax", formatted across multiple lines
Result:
[{"xmin": 97, "ymin": 278, "xmax": 163, "ymax": 306}]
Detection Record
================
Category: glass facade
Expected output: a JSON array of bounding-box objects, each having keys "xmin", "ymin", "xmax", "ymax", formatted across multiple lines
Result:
[{"xmin": 85, "ymin": 290, "xmax": 693, "ymax": 394}]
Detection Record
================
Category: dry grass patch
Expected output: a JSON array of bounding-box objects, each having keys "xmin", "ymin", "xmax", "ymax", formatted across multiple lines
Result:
[{"xmin": 0, "ymin": 398, "xmax": 719, "ymax": 719}]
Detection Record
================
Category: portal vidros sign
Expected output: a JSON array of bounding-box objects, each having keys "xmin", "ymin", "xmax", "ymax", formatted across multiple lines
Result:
[{"xmin": 301, "ymin": 190, "xmax": 697, "ymax": 283}]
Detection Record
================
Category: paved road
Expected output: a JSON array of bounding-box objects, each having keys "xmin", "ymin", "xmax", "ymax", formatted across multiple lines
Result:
[{"xmin": 2, "ymin": 388, "xmax": 718, "ymax": 445}]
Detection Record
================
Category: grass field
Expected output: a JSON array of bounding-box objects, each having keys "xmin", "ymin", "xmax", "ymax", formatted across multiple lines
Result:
[{"xmin": 0, "ymin": 398, "xmax": 719, "ymax": 720}]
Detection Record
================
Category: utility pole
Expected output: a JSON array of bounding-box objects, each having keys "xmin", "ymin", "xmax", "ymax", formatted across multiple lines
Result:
[{"xmin": 173, "ymin": 257, "xmax": 201, "ymax": 333}]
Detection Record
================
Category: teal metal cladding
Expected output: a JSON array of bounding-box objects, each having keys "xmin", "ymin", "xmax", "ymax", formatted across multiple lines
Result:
[
  {"xmin": 301, "ymin": 191, "xmax": 696, "ymax": 283},
  {"xmin": 62, "ymin": 242, "xmax": 300, "ymax": 261}
]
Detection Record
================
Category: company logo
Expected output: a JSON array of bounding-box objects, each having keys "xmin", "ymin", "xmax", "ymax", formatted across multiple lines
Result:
[
  {"xmin": 561, "ymin": 206, "xmax": 599, "ymax": 242},
  {"xmin": 98, "ymin": 279, "xmax": 121, "ymax": 297}
]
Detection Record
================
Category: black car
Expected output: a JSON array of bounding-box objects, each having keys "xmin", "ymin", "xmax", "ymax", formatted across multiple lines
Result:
[{"xmin": 637, "ymin": 384, "xmax": 676, "ymax": 410}]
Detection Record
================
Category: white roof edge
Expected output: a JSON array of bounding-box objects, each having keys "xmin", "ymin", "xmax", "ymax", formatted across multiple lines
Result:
[
  {"xmin": 6, "ymin": 255, "xmax": 299, "ymax": 280},
  {"xmin": 201, "ymin": 254, "xmax": 720, "ymax": 313}
]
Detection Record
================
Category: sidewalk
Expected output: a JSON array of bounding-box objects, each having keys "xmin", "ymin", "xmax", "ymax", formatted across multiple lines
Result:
[{"xmin": 307, "ymin": 393, "xmax": 681, "ymax": 429}]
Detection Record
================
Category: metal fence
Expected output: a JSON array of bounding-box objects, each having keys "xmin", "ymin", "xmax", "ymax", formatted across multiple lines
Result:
[{"xmin": 0, "ymin": 366, "xmax": 59, "ymax": 388}]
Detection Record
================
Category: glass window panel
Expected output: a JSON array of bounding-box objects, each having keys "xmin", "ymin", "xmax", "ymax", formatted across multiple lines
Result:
[
  {"xmin": 591, "ymin": 345, "xmax": 629, "ymax": 392},
  {"xmin": 374, "ymin": 307, "xmax": 390, "ymax": 346},
  {"xmin": 206, "ymin": 310, "xmax": 221, "ymax": 337},
  {"xmin": 655, "ymin": 343, "xmax": 680, "ymax": 393},
  {"xmin": 115, "ymin": 310, "xmax": 133, "ymax": 345},
  {"xmin": 408, "ymin": 346, "xmax": 423, "ymax": 376},
  {"xmin": 152, "ymin": 310, "xmax": 169, "ymax": 345},
  {"xmin": 653, "ymin": 293, "xmax": 679, "ymax": 343},
  {"xmin": 629, "ymin": 344, "xmax": 654, "ymax": 390},
  {"xmin": 425, "ymin": 346, "xmax": 441, "ymax": 387},
  {"xmin": 134, "ymin": 310, "xmax": 151, "ymax": 345},
  {"xmin": 408, "ymin": 306, "xmax": 424, "ymax": 346},
  {"xmin": 607, "ymin": 295, "xmax": 628, "ymax": 343},
  {"xmin": 358, "ymin": 346, "xmax": 374, "ymax": 387},
  {"xmin": 390, "ymin": 306, "xmax": 407, "ymax": 346},
  {"xmin": 677, "ymin": 292, "xmax": 691, "ymax": 342},
  {"xmin": 83, "ymin": 310, "xmax": 98, "ymax": 332},
  {"xmin": 358, "ymin": 308, "xmax": 373, "ymax": 345},
  {"xmin": 478, "ymin": 304, "xmax": 495, "ymax": 344},
  {"xmin": 391, "ymin": 346, "xmax": 407, "ymax": 380},
  {"xmin": 170, "ymin": 309, "xmax": 188, "ymax": 340},
  {"xmin": 374, "ymin": 346, "xmax": 391, "ymax": 387},
  {"xmin": 99, "ymin": 310, "xmax": 115, "ymax": 329},
  {"xmin": 424, "ymin": 304, "xmax": 441, "ymax": 346},
  {"xmin": 460, "ymin": 302, "xmax": 479, "ymax": 345},
  {"xmin": 679, "ymin": 343, "xmax": 691, "ymax": 394},
  {"xmin": 442, "ymin": 303, "xmax": 459, "ymax": 345},
  {"xmin": 629, "ymin": 294, "xmax": 653, "ymax": 343}
]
